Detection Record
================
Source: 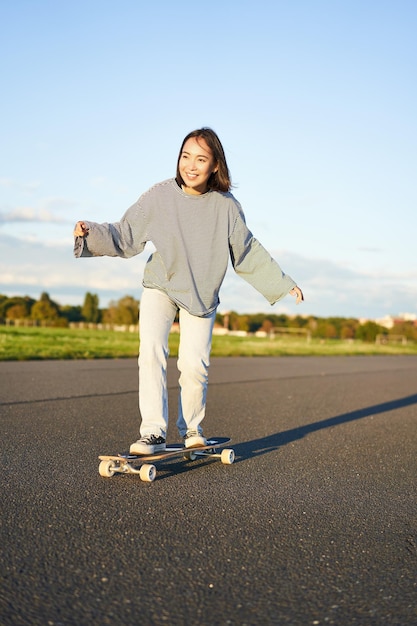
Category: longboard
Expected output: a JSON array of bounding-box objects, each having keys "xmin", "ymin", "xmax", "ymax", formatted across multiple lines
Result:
[{"xmin": 98, "ymin": 437, "xmax": 234, "ymax": 482}]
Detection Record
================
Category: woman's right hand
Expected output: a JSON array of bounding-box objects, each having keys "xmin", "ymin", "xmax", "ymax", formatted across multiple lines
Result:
[{"xmin": 74, "ymin": 221, "xmax": 89, "ymax": 237}]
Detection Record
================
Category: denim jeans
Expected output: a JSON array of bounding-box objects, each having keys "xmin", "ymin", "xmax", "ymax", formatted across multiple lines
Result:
[{"xmin": 138, "ymin": 287, "xmax": 216, "ymax": 439}]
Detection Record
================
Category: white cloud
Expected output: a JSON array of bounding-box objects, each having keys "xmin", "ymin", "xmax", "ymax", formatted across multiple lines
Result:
[
  {"xmin": 0, "ymin": 207, "xmax": 69, "ymax": 224},
  {"xmin": 0, "ymin": 195, "xmax": 77, "ymax": 225}
]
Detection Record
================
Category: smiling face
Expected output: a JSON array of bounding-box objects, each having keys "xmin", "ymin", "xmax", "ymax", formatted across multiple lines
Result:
[{"xmin": 178, "ymin": 137, "xmax": 218, "ymax": 195}]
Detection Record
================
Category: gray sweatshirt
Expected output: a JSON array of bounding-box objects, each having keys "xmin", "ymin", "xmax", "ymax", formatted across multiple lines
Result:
[{"xmin": 74, "ymin": 178, "xmax": 296, "ymax": 316}]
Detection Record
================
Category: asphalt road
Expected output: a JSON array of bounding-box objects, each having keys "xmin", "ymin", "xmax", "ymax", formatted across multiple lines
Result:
[{"xmin": 1, "ymin": 356, "xmax": 416, "ymax": 626}]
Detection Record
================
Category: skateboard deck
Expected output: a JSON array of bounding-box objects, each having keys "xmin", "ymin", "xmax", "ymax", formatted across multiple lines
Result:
[{"xmin": 99, "ymin": 437, "xmax": 234, "ymax": 482}]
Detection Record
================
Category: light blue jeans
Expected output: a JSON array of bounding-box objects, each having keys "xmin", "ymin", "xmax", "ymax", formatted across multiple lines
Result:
[{"xmin": 138, "ymin": 287, "xmax": 216, "ymax": 439}]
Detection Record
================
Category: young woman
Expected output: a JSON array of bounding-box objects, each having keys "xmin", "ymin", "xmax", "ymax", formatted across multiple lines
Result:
[{"xmin": 74, "ymin": 128, "xmax": 304, "ymax": 454}]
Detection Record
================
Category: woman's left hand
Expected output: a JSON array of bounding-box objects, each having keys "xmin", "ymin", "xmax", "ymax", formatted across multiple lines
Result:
[{"xmin": 290, "ymin": 286, "xmax": 304, "ymax": 304}]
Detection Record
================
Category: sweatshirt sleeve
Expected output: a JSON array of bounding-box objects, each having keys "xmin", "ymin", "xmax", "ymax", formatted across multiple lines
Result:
[
  {"xmin": 73, "ymin": 201, "xmax": 148, "ymax": 259},
  {"xmin": 228, "ymin": 210, "xmax": 296, "ymax": 305}
]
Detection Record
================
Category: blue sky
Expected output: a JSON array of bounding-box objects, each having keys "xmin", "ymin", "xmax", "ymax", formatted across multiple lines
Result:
[{"xmin": 1, "ymin": 0, "xmax": 416, "ymax": 319}]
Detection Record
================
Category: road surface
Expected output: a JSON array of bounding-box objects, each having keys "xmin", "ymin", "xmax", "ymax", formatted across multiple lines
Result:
[{"xmin": 1, "ymin": 356, "xmax": 416, "ymax": 625}]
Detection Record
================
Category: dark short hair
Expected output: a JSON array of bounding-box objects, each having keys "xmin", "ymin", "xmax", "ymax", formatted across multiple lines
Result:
[{"xmin": 176, "ymin": 127, "xmax": 232, "ymax": 193}]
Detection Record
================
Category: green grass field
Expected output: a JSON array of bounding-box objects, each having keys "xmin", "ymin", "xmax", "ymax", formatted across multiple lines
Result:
[{"xmin": 1, "ymin": 325, "xmax": 416, "ymax": 360}]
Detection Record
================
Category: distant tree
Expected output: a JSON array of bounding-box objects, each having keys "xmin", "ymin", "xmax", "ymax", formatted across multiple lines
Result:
[
  {"xmin": 225, "ymin": 311, "xmax": 244, "ymax": 331},
  {"xmin": 60, "ymin": 305, "xmax": 83, "ymax": 323},
  {"xmin": 313, "ymin": 319, "xmax": 337, "ymax": 339},
  {"xmin": 236, "ymin": 314, "xmax": 249, "ymax": 332},
  {"xmin": 356, "ymin": 321, "xmax": 382, "ymax": 343},
  {"xmin": 338, "ymin": 318, "xmax": 358, "ymax": 340},
  {"xmin": 102, "ymin": 295, "xmax": 139, "ymax": 325},
  {"xmin": 1, "ymin": 296, "xmax": 34, "ymax": 320},
  {"xmin": 215, "ymin": 312, "xmax": 225, "ymax": 327},
  {"xmin": 389, "ymin": 321, "xmax": 417, "ymax": 342},
  {"xmin": 247, "ymin": 313, "xmax": 265, "ymax": 333},
  {"xmin": 31, "ymin": 292, "xmax": 60, "ymax": 322},
  {"xmin": 82, "ymin": 292, "xmax": 100, "ymax": 323},
  {"xmin": 324, "ymin": 323, "xmax": 338, "ymax": 339},
  {"xmin": 0, "ymin": 294, "xmax": 9, "ymax": 321},
  {"xmin": 291, "ymin": 315, "xmax": 309, "ymax": 329},
  {"xmin": 328, "ymin": 317, "xmax": 344, "ymax": 337},
  {"xmin": 260, "ymin": 318, "xmax": 274, "ymax": 334},
  {"xmin": 6, "ymin": 304, "xmax": 28, "ymax": 320},
  {"xmin": 340, "ymin": 323, "xmax": 355, "ymax": 340}
]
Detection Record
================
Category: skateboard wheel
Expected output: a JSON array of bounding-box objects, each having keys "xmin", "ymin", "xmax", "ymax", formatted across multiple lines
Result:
[
  {"xmin": 221, "ymin": 449, "xmax": 235, "ymax": 465},
  {"xmin": 183, "ymin": 451, "xmax": 197, "ymax": 461},
  {"xmin": 140, "ymin": 464, "xmax": 156, "ymax": 482},
  {"xmin": 99, "ymin": 460, "xmax": 117, "ymax": 477}
]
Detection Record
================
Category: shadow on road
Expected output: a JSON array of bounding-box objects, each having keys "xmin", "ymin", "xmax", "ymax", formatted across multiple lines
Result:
[{"xmin": 232, "ymin": 393, "xmax": 417, "ymax": 461}]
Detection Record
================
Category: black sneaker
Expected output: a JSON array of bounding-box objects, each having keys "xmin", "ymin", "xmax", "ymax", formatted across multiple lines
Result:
[{"xmin": 129, "ymin": 435, "xmax": 166, "ymax": 455}]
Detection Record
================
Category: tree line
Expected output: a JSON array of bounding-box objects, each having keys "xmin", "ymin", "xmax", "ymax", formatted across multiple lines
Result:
[
  {"xmin": 1, "ymin": 292, "xmax": 416, "ymax": 343},
  {"xmin": 0, "ymin": 292, "xmax": 139, "ymax": 327}
]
